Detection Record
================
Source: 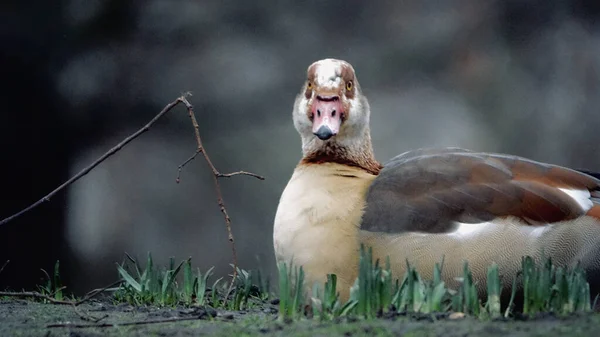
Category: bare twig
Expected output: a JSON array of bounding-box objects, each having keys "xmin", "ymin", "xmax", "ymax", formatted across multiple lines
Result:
[
  {"xmin": 0, "ymin": 97, "xmax": 185, "ymax": 227},
  {"xmin": 176, "ymin": 150, "xmax": 264, "ymax": 183},
  {"xmin": 0, "ymin": 291, "xmax": 79, "ymax": 305},
  {"xmin": 176, "ymin": 149, "xmax": 201, "ymax": 183},
  {"xmin": 46, "ymin": 315, "xmax": 210, "ymax": 329},
  {"xmin": 0, "ymin": 94, "xmax": 264, "ymax": 299},
  {"xmin": 74, "ymin": 306, "xmax": 109, "ymax": 323},
  {"xmin": 0, "ymin": 260, "xmax": 9, "ymax": 275},
  {"xmin": 0, "ymin": 280, "xmax": 123, "ymax": 306},
  {"xmin": 217, "ymin": 171, "xmax": 264, "ymax": 179},
  {"xmin": 81, "ymin": 279, "xmax": 125, "ymax": 302},
  {"xmin": 177, "ymin": 96, "xmax": 264, "ymax": 299}
]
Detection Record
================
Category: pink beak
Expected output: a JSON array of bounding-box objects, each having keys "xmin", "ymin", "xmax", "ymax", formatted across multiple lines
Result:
[{"xmin": 311, "ymin": 95, "xmax": 343, "ymax": 140}]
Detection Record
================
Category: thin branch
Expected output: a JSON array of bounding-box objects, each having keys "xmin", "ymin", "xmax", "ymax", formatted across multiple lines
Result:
[
  {"xmin": 177, "ymin": 96, "xmax": 265, "ymax": 299},
  {"xmin": 74, "ymin": 306, "xmax": 109, "ymax": 323},
  {"xmin": 217, "ymin": 171, "xmax": 264, "ymax": 179},
  {"xmin": 174, "ymin": 96, "xmax": 264, "ymax": 297},
  {"xmin": 175, "ymin": 149, "xmax": 201, "ymax": 183},
  {"xmin": 80, "ymin": 279, "xmax": 125, "ymax": 303},
  {"xmin": 0, "ymin": 280, "xmax": 123, "ymax": 306},
  {"xmin": 0, "ymin": 97, "xmax": 186, "ymax": 227},
  {"xmin": 0, "ymin": 94, "xmax": 265, "ymax": 301},
  {"xmin": 0, "ymin": 291, "xmax": 79, "ymax": 305},
  {"xmin": 0, "ymin": 260, "xmax": 9, "ymax": 275},
  {"xmin": 46, "ymin": 315, "xmax": 210, "ymax": 329}
]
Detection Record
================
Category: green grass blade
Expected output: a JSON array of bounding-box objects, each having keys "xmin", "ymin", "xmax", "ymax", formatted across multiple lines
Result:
[
  {"xmin": 183, "ymin": 258, "xmax": 193, "ymax": 303},
  {"xmin": 430, "ymin": 281, "xmax": 446, "ymax": 313},
  {"xmin": 292, "ymin": 266, "xmax": 305, "ymax": 319},
  {"xmin": 160, "ymin": 259, "xmax": 185, "ymax": 304},
  {"xmin": 278, "ymin": 262, "xmax": 290, "ymax": 320},
  {"xmin": 196, "ymin": 266, "xmax": 214, "ymax": 305},
  {"xmin": 116, "ymin": 263, "xmax": 142, "ymax": 293},
  {"xmin": 486, "ymin": 262, "xmax": 501, "ymax": 318},
  {"xmin": 340, "ymin": 300, "xmax": 358, "ymax": 316},
  {"xmin": 53, "ymin": 260, "xmax": 63, "ymax": 300},
  {"xmin": 503, "ymin": 272, "xmax": 518, "ymax": 318}
]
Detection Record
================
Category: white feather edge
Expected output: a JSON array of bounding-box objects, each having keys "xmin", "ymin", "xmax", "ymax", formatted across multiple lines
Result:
[
  {"xmin": 445, "ymin": 188, "xmax": 594, "ymax": 240},
  {"xmin": 558, "ymin": 188, "xmax": 593, "ymax": 212},
  {"xmin": 447, "ymin": 221, "xmax": 551, "ymax": 240}
]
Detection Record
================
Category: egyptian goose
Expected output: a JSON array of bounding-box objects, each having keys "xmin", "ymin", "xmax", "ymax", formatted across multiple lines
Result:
[{"xmin": 273, "ymin": 58, "xmax": 600, "ymax": 303}]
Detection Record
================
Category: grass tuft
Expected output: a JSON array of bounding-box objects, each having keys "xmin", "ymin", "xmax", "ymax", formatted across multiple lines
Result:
[
  {"xmin": 277, "ymin": 261, "xmax": 305, "ymax": 321},
  {"xmin": 14, "ymin": 247, "xmax": 595, "ymax": 325},
  {"xmin": 521, "ymin": 255, "xmax": 591, "ymax": 315},
  {"xmin": 276, "ymin": 246, "xmax": 594, "ymax": 321},
  {"xmin": 113, "ymin": 252, "xmax": 268, "ymax": 309},
  {"xmin": 38, "ymin": 260, "xmax": 65, "ymax": 301}
]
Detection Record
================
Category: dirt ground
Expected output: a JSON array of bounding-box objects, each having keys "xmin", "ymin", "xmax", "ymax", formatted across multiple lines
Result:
[{"xmin": 2, "ymin": 297, "xmax": 600, "ymax": 337}]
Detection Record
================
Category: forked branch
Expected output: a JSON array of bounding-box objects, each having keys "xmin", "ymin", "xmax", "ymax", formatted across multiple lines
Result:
[
  {"xmin": 176, "ymin": 96, "xmax": 264, "ymax": 295},
  {"xmin": 0, "ymin": 94, "xmax": 264, "ymax": 295}
]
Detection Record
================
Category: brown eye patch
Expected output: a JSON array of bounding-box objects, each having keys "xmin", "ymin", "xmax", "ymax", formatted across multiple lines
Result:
[
  {"xmin": 304, "ymin": 83, "xmax": 312, "ymax": 99},
  {"xmin": 305, "ymin": 64, "xmax": 317, "ymax": 99},
  {"xmin": 340, "ymin": 64, "xmax": 355, "ymax": 98}
]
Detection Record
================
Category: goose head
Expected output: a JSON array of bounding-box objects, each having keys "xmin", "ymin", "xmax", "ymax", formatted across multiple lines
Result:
[{"xmin": 292, "ymin": 58, "xmax": 374, "ymax": 161}]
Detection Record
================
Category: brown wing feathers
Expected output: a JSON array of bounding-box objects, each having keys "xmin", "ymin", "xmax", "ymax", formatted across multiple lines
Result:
[
  {"xmin": 360, "ymin": 148, "xmax": 600, "ymax": 234},
  {"xmin": 486, "ymin": 154, "xmax": 600, "ymax": 190}
]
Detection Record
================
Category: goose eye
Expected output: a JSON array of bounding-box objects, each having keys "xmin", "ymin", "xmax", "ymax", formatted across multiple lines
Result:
[{"xmin": 346, "ymin": 81, "xmax": 353, "ymax": 91}]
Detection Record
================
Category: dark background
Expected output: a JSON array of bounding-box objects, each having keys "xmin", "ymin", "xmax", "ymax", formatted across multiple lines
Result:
[{"xmin": 2, "ymin": 0, "xmax": 600, "ymax": 296}]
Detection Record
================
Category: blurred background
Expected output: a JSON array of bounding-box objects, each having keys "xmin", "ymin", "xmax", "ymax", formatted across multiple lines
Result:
[{"xmin": 2, "ymin": 0, "xmax": 600, "ymax": 296}]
